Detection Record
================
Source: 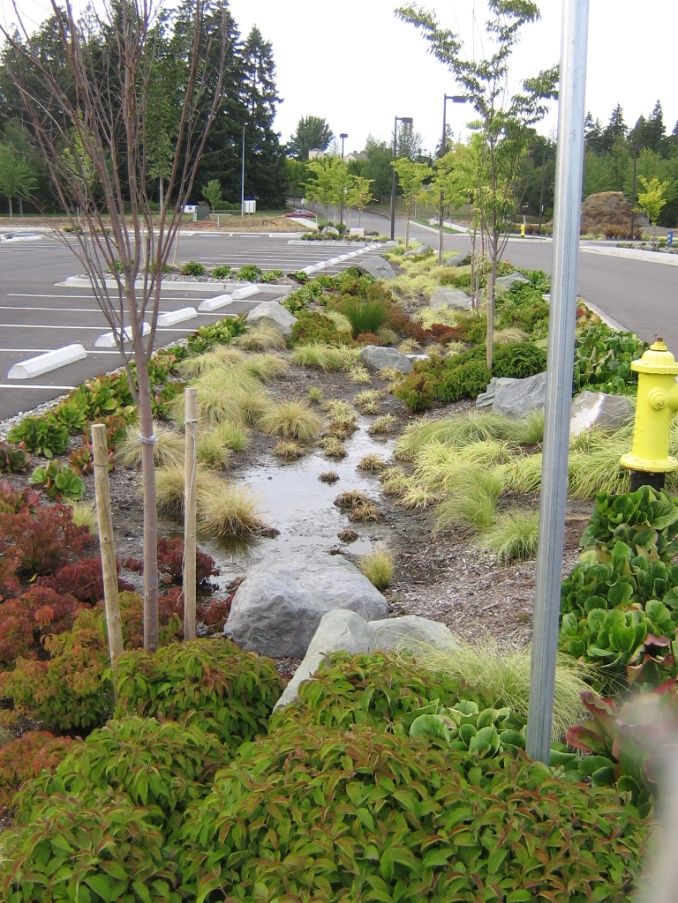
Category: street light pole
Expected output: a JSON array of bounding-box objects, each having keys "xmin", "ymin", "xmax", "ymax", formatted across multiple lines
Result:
[
  {"xmin": 240, "ymin": 125, "xmax": 246, "ymax": 217},
  {"xmin": 339, "ymin": 132, "xmax": 348, "ymax": 230},
  {"xmin": 438, "ymin": 95, "xmax": 467, "ymax": 262},
  {"xmin": 390, "ymin": 115, "xmax": 413, "ymax": 241}
]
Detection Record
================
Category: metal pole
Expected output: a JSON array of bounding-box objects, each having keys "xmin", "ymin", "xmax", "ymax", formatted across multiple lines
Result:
[
  {"xmin": 631, "ymin": 152, "xmax": 638, "ymax": 239},
  {"xmin": 339, "ymin": 132, "xmax": 348, "ymax": 230},
  {"xmin": 389, "ymin": 116, "xmax": 397, "ymax": 240},
  {"xmin": 240, "ymin": 125, "xmax": 245, "ymax": 217},
  {"xmin": 526, "ymin": 0, "xmax": 590, "ymax": 764}
]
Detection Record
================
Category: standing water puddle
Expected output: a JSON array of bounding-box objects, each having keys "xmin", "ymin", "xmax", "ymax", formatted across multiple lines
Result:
[{"xmin": 202, "ymin": 416, "xmax": 395, "ymax": 587}]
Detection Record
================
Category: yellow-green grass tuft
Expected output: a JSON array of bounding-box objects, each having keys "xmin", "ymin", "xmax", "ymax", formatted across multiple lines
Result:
[
  {"xmin": 118, "ymin": 423, "xmax": 184, "ymax": 469},
  {"xmin": 494, "ymin": 454, "xmax": 543, "ymax": 494},
  {"xmin": 291, "ymin": 343, "xmax": 354, "ymax": 372},
  {"xmin": 357, "ymin": 454, "xmax": 387, "ymax": 473},
  {"xmin": 308, "ymin": 386, "xmax": 324, "ymax": 404},
  {"xmin": 398, "ymin": 638, "xmax": 593, "ymax": 741},
  {"xmin": 242, "ymin": 353, "xmax": 289, "ymax": 382},
  {"xmin": 477, "ymin": 509, "xmax": 540, "ymax": 562},
  {"xmin": 197, "ymin": 481, "xmax": 265, "ymax": 539},
  {"xmin": 67, "ymin": 500, "xmax": 97, "ymax": 533},
  {"xmin": 348, "ymin": 363, "xmax": 372, "ymax": 384},
  {"xmin": 413, "ymin": 439, "xmax": 515, "ymax": 493},
  {"xmin": 319, "ymin": 436, "xmax": 347, "ymax": 458},
  {"xmin": 258, "ymin": 401, "xmax": 323, "ymax": 442},
  {"xmin": 319, "ymin": 471, "xmax": 340, "ymax": 484},
  {"xmin": 354, "ymin": 389, "xmax": 383, "ymax": 415},
  {"xmin": 494, "ymin": 327, "xmax": 529, "ymax": 344},
  {"xmin": 414, "ymin": 305, "xmax": 461, "ymax": 328},
  {"xmin": 177, "ymin": 346, "xmax": 245, "ymax": 378},
  {"xmin": 274, "ymin": 440, "xmax": 305, "ymax": 460},
  {"xmin": 368, "ymin": 414, "xmax": 398, "ymax": 436},
  {"xmin": 397, "ymin": 338, "xmax": 422, "ymax": 354},
  {"xmin": 155, "ymin": 465, "xmax": 225, "ymax": 519},
  {"xmin": 196, "ymin": 432, "xmax": 233, "ymax": 468},
  {"xmin": 233, "ymin": 322, "xmax": 286, "ymax": 351},
  {"xmin": 360, "ymin": 546, "xmax": 395, "ymax": 590},
  {"xmin": 377, "ymin": 367, "xmax": 407, "ymax": 392},
  {"xmin": 434, "ymin": 468, "xmax": 503, "ymax": 533},
  {"xmin": 379, "ymin": 465, "xmax": 408, "ymax": 497},
  {"xmin": 395, "ymin": 410, "xmax": 526, "ymax": 461},
  {"xmin": 397, "ymin": 481, "xmax": 437, "ymax": 510}
]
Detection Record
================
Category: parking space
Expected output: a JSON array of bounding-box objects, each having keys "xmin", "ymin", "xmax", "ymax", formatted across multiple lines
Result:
[{"xmin": 0, "ymin": 231, "xmax": 376, "ymax": 420}]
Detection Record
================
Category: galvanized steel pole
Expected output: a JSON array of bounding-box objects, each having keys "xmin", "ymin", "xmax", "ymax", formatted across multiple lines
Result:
[{"xmin": 526, "ymin": 0, "xmax": 590, "ymax": 763}]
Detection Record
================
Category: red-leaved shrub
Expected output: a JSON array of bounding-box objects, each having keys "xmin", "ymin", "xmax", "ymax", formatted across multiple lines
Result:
[
  {"xmin": 38, "ymin": 557, "xmax": 134, "ymax": 605},
  {"xmin": 0, "ymin": 504, "xmax": 92, "ymax": 581},
  {"xmin": 0, "ymin": 588, "xmax": 83, "ymax": 667},
  {"xmin": 0, "ymin": 730, "xmax": 78, "ymax": 812}
]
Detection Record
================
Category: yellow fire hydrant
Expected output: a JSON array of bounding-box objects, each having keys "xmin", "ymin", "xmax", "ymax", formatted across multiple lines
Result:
[
  {"xmin": 520, "ymin": 223, "xmax": 526, "ymax": 238},
  {"xmin": 619, "ymin": 338, "xmax": 678, "ymax": 489}
]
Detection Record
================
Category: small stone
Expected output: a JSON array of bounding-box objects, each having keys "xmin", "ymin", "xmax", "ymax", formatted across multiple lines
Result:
[{"xmin": 360, "ymin": 345, "xmax": 412, "ymax": 374}]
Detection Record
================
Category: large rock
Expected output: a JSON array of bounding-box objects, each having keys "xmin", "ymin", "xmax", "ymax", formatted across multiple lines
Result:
[
  {"xmin": 357, "ymin": 255, "xmax": 397, "ymax": 280},
  {"xmin": 273, "ymin": 611, "xmax": 458, "ymax": 710},
  {"xmin": 403, "ymin": 245, "xmax": 433, "ymax": 259},
  {"xmin": 246, "ymin": 300, "xmax": 296, "ymax": 337},
  {"xmin": 495, "ymin": 272, "xmax": 529, "ymax": 293},
  {"xmin": 570, "ymin": 391, "xmax": 635, "ymax": 438},
  {"xmin": 274, "ymin": 610, "xmax": 374, "ymax": 709},
  {"xmin": 321, "ymin": 225, "xmax": 340, "ymax": 236},
  {"xmin": 476, "ymin": 371, "xmax": 548, "ymax": 418},
  {"xmin": 224, "ymin": 552, "xmax": 388, "ymax": 659},
  {"xmin": 360, "ymin": 345, "xmax": 412, "ymax": 374},
  {"xmin": 430, "ymin": 287, "xmax": 471, "ymax": 310}
]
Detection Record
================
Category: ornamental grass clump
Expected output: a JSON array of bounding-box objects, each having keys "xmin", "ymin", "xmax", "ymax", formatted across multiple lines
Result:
[
  {"xmin": 478, "ymin": 509, "xmax": 540, "ymax": 562},
  {"xmin": 274, "ymin": 440, "xmax": 304, "ymax": 460},
  {"xmin": 241, "ymin": 353, "xmax": 288, "ymax": 382},
  {"xmin": 357, "ymin": 454, "xmax": 387, "ymax": 473},
  {"xmin": 155, "ymin": 464, "xmax": 225, "ymax": 519},
  {"xmin": 354, "ymin": 389, "xmax": 382, "ymax": 414},
  {"xmin": 368, "ymin": 414, "xmax": 397, "ymax": 436},
  {"xmin": 395, "ymin": 410, "xmax": 525, "ymax": 461},
  {"xmin": 291, "ymin": 343, "xmax": 352, "ymax": 372},
  {"xmin": 196, "ymin": 431, "xmax": 232, "ymax": 468},
  {"xmin": 233, "ymin": 322, "xmax": 286, "ymax": 351},
  {"xmin": 257, "ymin": 401, "xmax": 323, "ymax": 442},
  {"xmin": 340, "ymin": 296, "xmax": 391, "ymax": 338},
  {"xmin": 319, "ymin": 436, "xmax": 347, "ymax": 459},
  {"xmin": 434, "ymin": 468, "xmax": 503, "ymax": 533},
  {"xmin": 197, "ymin": 481, "xmax": 265, "ymax": 539},
  {"xmin": 360, "ymin": 547, "xmax": 394, "ymax": 590},
  {"xmin": 118, "ymin": 422, "xmax": 184, "ymax": 469},
  {"xmin": 413, "ymin": 439, "xmax": 515, "ymax": 493}
]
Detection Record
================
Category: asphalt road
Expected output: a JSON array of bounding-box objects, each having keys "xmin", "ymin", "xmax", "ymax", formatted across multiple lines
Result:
[{"xmin": 0, "ymin": 231, "xmax": 375, "ymax": 420}]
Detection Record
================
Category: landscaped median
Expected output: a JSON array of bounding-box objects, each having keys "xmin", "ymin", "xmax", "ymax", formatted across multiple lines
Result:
[{"xmin": 0, "ymin": 249, "xmax": 670, "ymax": 899}]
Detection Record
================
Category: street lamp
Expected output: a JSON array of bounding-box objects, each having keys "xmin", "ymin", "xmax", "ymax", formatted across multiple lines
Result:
[
  {"xmin": 390, "ymin": 116, "xmax": 413, "ymax": 240},
  {"xmin": 437, "ymin": 95, "xmax": 467, "ymax": 261},
  {"xmin": 240, "ymin": 125, "xmax": 246, "ymax": 217},
  {"xmin": 339, "ymin": 132, "xmax": 348, "ymax": 229}
]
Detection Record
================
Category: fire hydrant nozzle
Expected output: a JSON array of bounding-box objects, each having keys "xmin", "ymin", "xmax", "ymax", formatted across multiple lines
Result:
[{"xmin": 620, "ymin": 339, "xmax": 678, "ymax": 479}]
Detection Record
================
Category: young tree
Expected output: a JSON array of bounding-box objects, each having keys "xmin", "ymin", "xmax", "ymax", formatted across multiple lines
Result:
[
  {"xmin": 391, "ymin": 157, "xmax": 430, "ymax": 248},
  {"xmin": 345, "ymin": 175, "xmax": 373, "ymax": 225},
  {"xmin": 304, "ymin": 154, "xmax": 349, "ymax": 220},
  {"xmin": 636, "ymin": 175, "xmax": 668, "ymax": 244},
  {"xmin": 285, "ymin": 157, "xmax": 308, "ymax": 203},
  {"xmin": 0, "ymin": 141, "xmax": 38, "ymax": 214},
  {"xmin": 397, "ymin": 0, "xmax": 557, "ymax": 370},
  {"xmin": 424, "ymin": 146, "xmax": 467, "ymax": 262},
  {"xmin": 287, "ymin": 115, "xmax": 333, "ymax": 161},
  {"xmin": 353, "ymin": 136, "xmax": 393, "ymax": 202},
  {"xmin": 201, "ymin": 178, "xmax": 223, "ymax": 210},
  {"xmin": 0, "ymin": 0, "xmax": 229, "ymax": 652}
]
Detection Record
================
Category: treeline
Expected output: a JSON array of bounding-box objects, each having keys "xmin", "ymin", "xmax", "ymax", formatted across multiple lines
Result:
[{"xmin": 0, "ymin": 0, "xmax": 287, "ymax": 213}]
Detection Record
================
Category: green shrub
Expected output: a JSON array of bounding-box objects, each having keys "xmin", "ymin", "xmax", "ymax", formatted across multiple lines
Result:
[
  {"xmin": 28, "ymin": 461, "xmax": 85, "ymax": 500},
  {"xmin": 394, "ymin": 371, "xmax": 436, "ymax": 412},
  {"xmin": 185, "ymin": 316, "xmax": 246, "ymax": 354},
  {"xmin": 0, "ymin": 790, "xmax": 178, "ymax": 901},
  {"xmin": 16, "ymin": 717, "xmax": 226, "ymax": 833},
  {"xmin": 260, "ymin": 269, "xmax": 284, "ymax": 283},
  {"xmin": 236, "ymin": 263, "xmax": 262, "ymax": 282},
  {"xmin": 574, "ymin": 325, "xmax": 645, "ymax": 393},
  {"xmin": 492, "ymin": 341, "xmax": 547, "ymax": 379},
  {"xmin": 8, "ymin": 414, "xmax": 69, "ymax": 458},
  {"xmin": 496, "ymin": 283, "xmax": 550, "ymax": 335},
  {"xmin": 437, "ymin": 360, "xmax": 490, "ymax": 403},
  {"xmin": 0, "ymin": 441, "xmax": 30, "ymax": 473},
  {"xmin": 291, "ymin": 310, "xmax": 350, "ymax": 346},
  {"xmin": 178, "ymin": 724, "xmax": 647, "ymax": 902},
  {"xmin": 211, "ymin": 264, "xmax": 231, "ymax": 279},
  {"xmin": 181, "ymin": 260, "xmax": 206, "ymax": 276},
  {"xmin": 113, "ymin": 639, "xmax": 281, "ymax": 748}
]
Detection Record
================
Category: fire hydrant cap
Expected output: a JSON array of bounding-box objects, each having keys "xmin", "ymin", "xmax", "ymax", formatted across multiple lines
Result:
[{"xmin": 630, "ymin": 339, "xmax": 678, "ymax": 376}]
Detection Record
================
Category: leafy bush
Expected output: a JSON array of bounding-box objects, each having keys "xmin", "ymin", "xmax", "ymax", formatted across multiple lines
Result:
[
  {"xmin": 0, "ymin": 442, "xmax": 30, "ymax": 473},
  {"xmin": 113, "ymin": 639, "xmax": 281, "ymax": 748},
  {"xmin": 0, "ymin": 730, "xmax": 77, "ymax": 813},
  {"xmin": 0, "ymin": 790, "xmax": 177, "ymax": 902},
  {"xmin": 53, "ymin": 397, "xmax": 88, "ymax": 433},
  {"xmin": 574, "ymin": 325, "xmax": 645, "ymax": 393},
  {"xmin": 496, "ymin": 282, "xmax": 550, "ymax": 335},
  {"xmin": 185, "ymin": 316, "xmax": 246, "ymax": 354},
  {"xmin": 0, "ymin": 586, "xmax": 83, "ymax": 666},
  {"xmin": 236, "ymin": 263, "xmax": 262, "ymax": 282},
  {"xmin": 38, "ymin": 556, "xmax": 133, "ymax": 604},
  {"xmin": 580, "ymin": 485, "xmax": 678, "ymax": 561},
  {"xmin": 395, "ymin": 371, "xmax": 436, "ymax": 411},
  {"xmin": 178, "ymin": 724, "xmax": 647, "ymax": 902},
  {"xmin": 17, "ymin": 716, "xmax": 227, "ymax": 833},
  {"xmin": 29, "ymin": 461, "xmax": 85, "ymax": 500},
  {"xmin": 181, "ymin": 259, "xmax": 206, "ymax": 276},
  {"xmin": 260, "ymin": 268, "xmax": 284, "ymax": 283},
  {"xmin": 492, "ymin": 341, "xmax": 546, "ymax": 379},
  {"xmin": 211, "ymin": 264, "xmax": 231, "ymax": 279},
  {"xmin": 0, "ymin": 500, "xmax": 92, "ymax": 581},
  {"xmin": 68, "ymin": 373, "xmax": 135, "ymax": 421},
  {"xmin": 437, "ymin": 359, "xmax": 491, "ymax": 403},
  {"xmin": 8, "ymin": 414, "xmax": 69, "ymax": 458},
  {"xmin": 291, "ymin": 310, "xmax": 350, "ymax": 346}
]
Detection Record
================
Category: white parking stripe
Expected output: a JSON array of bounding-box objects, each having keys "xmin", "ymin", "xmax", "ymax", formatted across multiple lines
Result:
[{"xmin": 0, "ymin": 383, "xmax": 76, "ymax": 390}]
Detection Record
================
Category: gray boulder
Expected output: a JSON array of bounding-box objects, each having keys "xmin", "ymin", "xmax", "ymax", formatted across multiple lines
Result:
[
  {"xmin": 357, "ymin": 255, "xmax": 397, "ymax": 280},
  {"xmin": 360, "ymin": 345, "xmax": 412, "ymax": 374},
  {"xmin": 273, "ymin": 610, "xmax": 374, "ymax": 710},
  {"xmin": 273, "ymin": 611, "xmax": 459, "ymax": 709},
  {"xmin": 403, "ymin": 245, "xmax": 433, "ymax": 259},
  {"xmin": 321, "ymin": 225, "xmax": 340, "ymax": 236},
  {"xmin": 224, "ymin": 552, "xmax": 388, "ymax": 658},
  {"xmin": 246, "ymin": 300, "xmax": 296, "ymax": 337},
  {"xmin": 369, "ymin": 614, "xmax": 456, "ymax": 652},
  {"xmin": 430, "ymin": 287, "xmax": 471, "ymax": 310},
  {"xmin": 570, "ymin": 391, "xmax": 635, "ymax": 438},
  {"xmin": 495, "ymin": 272, "xmax": 529, "ymax": 293},
  {"xmin": 477, "ymin": 371, "xmax": 548, "ymax": 418}
]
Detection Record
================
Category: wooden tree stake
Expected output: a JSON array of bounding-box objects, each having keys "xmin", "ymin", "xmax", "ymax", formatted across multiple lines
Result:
[
  {"xmin": 183, "ymin": 388, "xmax": 198, "ymax": 640},
  {"xmin": 92, "ymin": 423, "xmax": 124, "ymax": 664}
]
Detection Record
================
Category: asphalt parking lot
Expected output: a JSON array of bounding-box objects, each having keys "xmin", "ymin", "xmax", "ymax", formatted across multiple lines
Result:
[{"xmin": 0, "ymin": 231, "xmax": 374, "ymax": 421}]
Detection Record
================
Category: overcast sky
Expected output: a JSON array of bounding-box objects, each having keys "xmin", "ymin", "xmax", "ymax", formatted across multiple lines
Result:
[{"xmin": 5, "ymin": 1, "xmax": 678, "ymax": 155}]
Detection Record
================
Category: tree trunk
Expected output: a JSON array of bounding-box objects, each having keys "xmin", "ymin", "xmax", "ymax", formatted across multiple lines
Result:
[
  {"xmin": 18, "ymin": 198, "xmax": 23, "ymax": 215},
  {"xmin": 438, "ymin": 192, "xmax": 444, "ymax": 263},
  {"xmin": 405, "ymin": 205, "xmax": 410, "ymax": 249},
  {"xmin": 133, "ymin": 341, "xmax": 160, "ymax": 651},
  {"xmin": 159, "ymin": 177, "xmax": 164, "ymax": 212},
  {"xmin": 8, "ymin": 198, "xmax": 12, "ymax": 216},
  {"xmin": 486, "ymin": 233, "xmax": 498, "ymax": 373}
]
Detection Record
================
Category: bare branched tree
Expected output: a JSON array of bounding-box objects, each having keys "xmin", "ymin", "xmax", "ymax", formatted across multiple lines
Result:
[{"xmin": 0, "ymin": 0, "xmax": 229, "ymax": 651}]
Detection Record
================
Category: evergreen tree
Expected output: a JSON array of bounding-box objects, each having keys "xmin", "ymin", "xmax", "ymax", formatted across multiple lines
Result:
[
  {"xmin": 599, "ymin": 104, "xmax": 627, "ymax": 154},
  {"xmin": 644, "ymin": 100, "xmax": 667, "ymax": 155},
  {"xmin": 287, "ymin": 116, "xmax": 333, "ymax": 160},
  {"xmin": 240, "ymin": 26, "xmax": 286, "ymax": 208}
]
